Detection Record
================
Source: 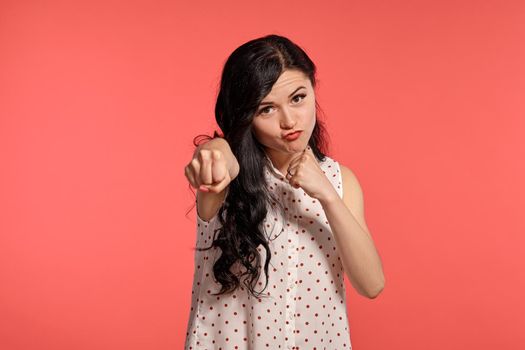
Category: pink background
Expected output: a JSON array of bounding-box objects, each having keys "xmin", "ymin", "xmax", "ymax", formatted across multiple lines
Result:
[{"xmin": 1, "ymin": 0, "xmax": 524, "ymax": 349}]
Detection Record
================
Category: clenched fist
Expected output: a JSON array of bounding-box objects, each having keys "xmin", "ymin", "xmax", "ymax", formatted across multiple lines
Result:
[{"xmin": 184, "ymin": 148, "xmax": 234, "ymax": 194}]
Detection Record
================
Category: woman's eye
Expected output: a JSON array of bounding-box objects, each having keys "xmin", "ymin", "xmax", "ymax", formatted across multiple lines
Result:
[
  {"xmin": 257, "ymin": 94, "xmax": 306, "ymax": 115},
  {"xmin": 292, "ymin": 93, "xmax": 306, "ymax": 103},
  {"xmin": 258, "ymin": 106, "xmax": 273, "ymax": 115}
]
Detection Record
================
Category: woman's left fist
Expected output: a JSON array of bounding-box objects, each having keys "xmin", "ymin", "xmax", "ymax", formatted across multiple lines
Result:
[{"xmin": 285, "ymin": 146, "xmax": 338, "ymax": 202}]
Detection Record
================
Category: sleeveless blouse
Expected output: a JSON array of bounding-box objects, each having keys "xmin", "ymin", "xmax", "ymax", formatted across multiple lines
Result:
[{"xmin": 184, "ymin": 155, "xmax": 352, "ymax": 349}]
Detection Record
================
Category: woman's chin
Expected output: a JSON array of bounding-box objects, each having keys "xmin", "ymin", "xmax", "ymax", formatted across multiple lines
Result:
[{"xmin": 288, "ymin": 142, "xmax": 307, "ymax": 153}]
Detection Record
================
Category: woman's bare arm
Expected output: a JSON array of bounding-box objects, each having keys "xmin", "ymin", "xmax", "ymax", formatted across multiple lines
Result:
[{"xmin": 193, "ymin": 137, "xmax": 239, "ymax": 221}]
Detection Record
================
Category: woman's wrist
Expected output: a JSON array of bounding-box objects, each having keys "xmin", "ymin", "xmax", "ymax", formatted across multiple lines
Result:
[{"xmin": 317, "ymin": 187, "xmax": 341, "ymax": 207}]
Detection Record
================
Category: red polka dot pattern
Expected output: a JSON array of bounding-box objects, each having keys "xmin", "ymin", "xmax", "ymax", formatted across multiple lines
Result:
[{"xmin": 184, "ymin": 156, "xmax": 352, "ymax": 349}]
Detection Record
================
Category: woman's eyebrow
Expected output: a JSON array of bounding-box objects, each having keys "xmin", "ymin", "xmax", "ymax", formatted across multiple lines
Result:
[{"xmin": 259, "ymin": 86, "xmax": 306, "ymax": 106}]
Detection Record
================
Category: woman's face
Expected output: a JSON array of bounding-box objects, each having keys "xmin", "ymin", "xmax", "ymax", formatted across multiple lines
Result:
[{"xmin": 251, "ymin": 69, "xmax": 316, "ymax": 158}]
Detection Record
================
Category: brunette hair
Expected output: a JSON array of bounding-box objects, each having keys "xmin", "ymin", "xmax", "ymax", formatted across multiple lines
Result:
[{"xmin": 189, "ymin": 34, "xmax": 330, "ymax": 299}]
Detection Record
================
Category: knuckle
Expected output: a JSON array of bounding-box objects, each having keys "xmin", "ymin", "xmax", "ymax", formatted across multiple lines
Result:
[{"xmin": 198, "ymin": 149, "xmax": 211, "ymax": 159}]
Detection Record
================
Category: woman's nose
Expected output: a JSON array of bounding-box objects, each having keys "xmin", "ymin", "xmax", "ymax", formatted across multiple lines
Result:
[{"xmin": 280, "ymin": 107, "xmax": 296, "ymax": 129}]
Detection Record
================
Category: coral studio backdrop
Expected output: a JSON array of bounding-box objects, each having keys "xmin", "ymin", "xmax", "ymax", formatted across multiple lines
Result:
[{"xmin": 1, "ymin": 0, "xmax": 524, "ymax": 349}]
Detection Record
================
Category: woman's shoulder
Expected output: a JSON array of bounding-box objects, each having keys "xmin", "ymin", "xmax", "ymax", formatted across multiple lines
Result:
[
  {"xmin": 322, "ymin": 155, "xmax": 359, "ymax": 186},
  {"xmin": 317, "ymin": 155, "xmax": 343, "ymax": 197},
  {"xmin": 319, "ymin": 155, "xmax": 364, "ymax": 201},
  {"xmin": 319, "ymin": 154, "xmax": 341, "ymax": 173}
]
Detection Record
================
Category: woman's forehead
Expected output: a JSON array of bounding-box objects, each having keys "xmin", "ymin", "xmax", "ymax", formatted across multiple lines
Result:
[{"xmin": 262, "ymin": 70, "xmax": 312, "ymax": 100}]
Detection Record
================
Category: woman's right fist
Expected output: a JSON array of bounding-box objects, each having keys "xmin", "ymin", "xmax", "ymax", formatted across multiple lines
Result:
[{"xmin": 184, "ymin": 149, "xmax": 232, "ymax": 194}]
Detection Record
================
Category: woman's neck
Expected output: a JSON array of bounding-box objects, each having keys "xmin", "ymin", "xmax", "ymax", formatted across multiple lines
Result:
[{"xmin": 265, "ymin": 149, "xmax": 299, "ymax": 176}]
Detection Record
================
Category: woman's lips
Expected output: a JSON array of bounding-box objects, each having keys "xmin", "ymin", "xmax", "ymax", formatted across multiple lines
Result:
[{"xmin": 283, "ymin": 131, "xmax": 302, "ymax": 141}]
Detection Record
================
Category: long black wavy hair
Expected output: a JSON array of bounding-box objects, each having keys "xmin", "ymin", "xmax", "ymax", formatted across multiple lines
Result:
[{"xmin": 190, "ymin": 34, "xmax": 331, "ymax": 299}]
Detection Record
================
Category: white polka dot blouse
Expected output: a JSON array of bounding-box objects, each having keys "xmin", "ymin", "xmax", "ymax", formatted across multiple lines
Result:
[{"xmin": 184, "ymin": 155, "xmax": 352, "ymax": 349}]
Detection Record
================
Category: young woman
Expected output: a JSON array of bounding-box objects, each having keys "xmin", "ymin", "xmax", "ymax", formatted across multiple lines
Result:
[{"xmin": 183, "ymin": 34, "xmax": 384, "ymax": 349}]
